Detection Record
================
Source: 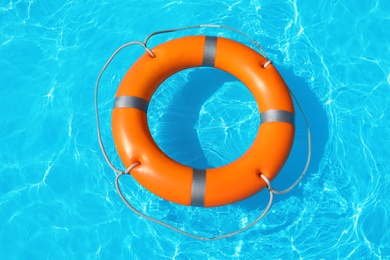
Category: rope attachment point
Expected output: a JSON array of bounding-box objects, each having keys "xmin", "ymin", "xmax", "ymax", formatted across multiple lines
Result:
[
  {"xmin": 124, "ymin": 162, "xmax": 140, "ymax": 175},
  {"xmin": 143, "ymin": 45, "xmax": 156, "ymax": 58},
  {"xmin": 259, "ymin": 174, "xmax": 274, "ymax": 192},
  {"xmin": 262, "ymin": 60, "xmax": 272, "ymax": 68}
]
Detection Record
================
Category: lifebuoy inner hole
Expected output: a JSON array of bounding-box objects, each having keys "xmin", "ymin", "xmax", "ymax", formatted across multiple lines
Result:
[{"xmin": 147, "ymin": 67, "xmax": 260, "ymax": 169}]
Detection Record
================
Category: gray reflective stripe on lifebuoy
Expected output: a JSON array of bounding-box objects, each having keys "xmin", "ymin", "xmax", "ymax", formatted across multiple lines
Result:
[
  {"xmin": 261, "ymin": 110, "xmax": 295, "ymax": 124},
  {"xmin": 191, "ymin": 169, "xmax": 206, "ymax": 207},
  {"xmin": 113, "ymin": 96, "xmax": 148, "ymax": 112},
  {"xmin": 202, "ymin": 36, "xmax": 217, "ymax": 67}
]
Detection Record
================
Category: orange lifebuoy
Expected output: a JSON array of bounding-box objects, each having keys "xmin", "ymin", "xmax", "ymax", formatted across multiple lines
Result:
[{"xmin": 112, "ymin": 35, "xmax": 295, "ymax": 207}]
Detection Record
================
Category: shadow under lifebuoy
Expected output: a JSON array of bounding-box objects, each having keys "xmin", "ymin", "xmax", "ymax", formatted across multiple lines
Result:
[{"xmin": 148, "ymin": 65, "xmax": 328, "ymax": 211}]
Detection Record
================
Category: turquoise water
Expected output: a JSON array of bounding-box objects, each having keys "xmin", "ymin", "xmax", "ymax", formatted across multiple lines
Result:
[{"xmin": 1, "ymin": 0, "xmax": 389, "ymax": 258}]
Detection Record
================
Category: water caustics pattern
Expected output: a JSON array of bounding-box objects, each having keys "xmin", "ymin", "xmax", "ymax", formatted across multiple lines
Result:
[{"xmin": 1, "ymin": 0, "xmax": 389, "ymax": 259}]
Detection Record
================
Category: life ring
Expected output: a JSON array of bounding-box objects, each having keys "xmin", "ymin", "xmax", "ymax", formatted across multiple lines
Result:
[{"xmin": 112, "ymin": 35, "xmax": 295, "ymax": 207}]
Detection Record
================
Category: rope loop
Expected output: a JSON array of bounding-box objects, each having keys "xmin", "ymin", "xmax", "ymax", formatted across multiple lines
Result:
[
  {"xmin": 115, "ymin": 173, "xmax": 275, "ymax": 241},
  {"xmin": 143, "ymin": 24, "xmax": 270, "ymax": 59}
]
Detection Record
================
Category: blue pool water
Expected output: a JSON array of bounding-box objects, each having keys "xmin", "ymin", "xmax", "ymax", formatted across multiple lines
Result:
[{"xmin": 1, "ymin": 0, "xmax": 389, "ymax": 258}]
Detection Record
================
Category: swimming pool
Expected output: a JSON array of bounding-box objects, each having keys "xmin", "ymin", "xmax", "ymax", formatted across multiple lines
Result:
[{"xmin": 1, "ymin": 0, "xmax": 389, "ymax": 258}]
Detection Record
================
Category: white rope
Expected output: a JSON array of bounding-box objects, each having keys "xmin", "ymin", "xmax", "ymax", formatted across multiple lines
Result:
[
  {"xmin": 116, "ymin": 169, "xmax": 274, "ymax": 241},
  {"xmin": 94, "ymin": 41, "xmax": 154, "ymax": 175},
  {"xmin": 143, "ymin": 24, "xmax": 269, "ymax": 59}
]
